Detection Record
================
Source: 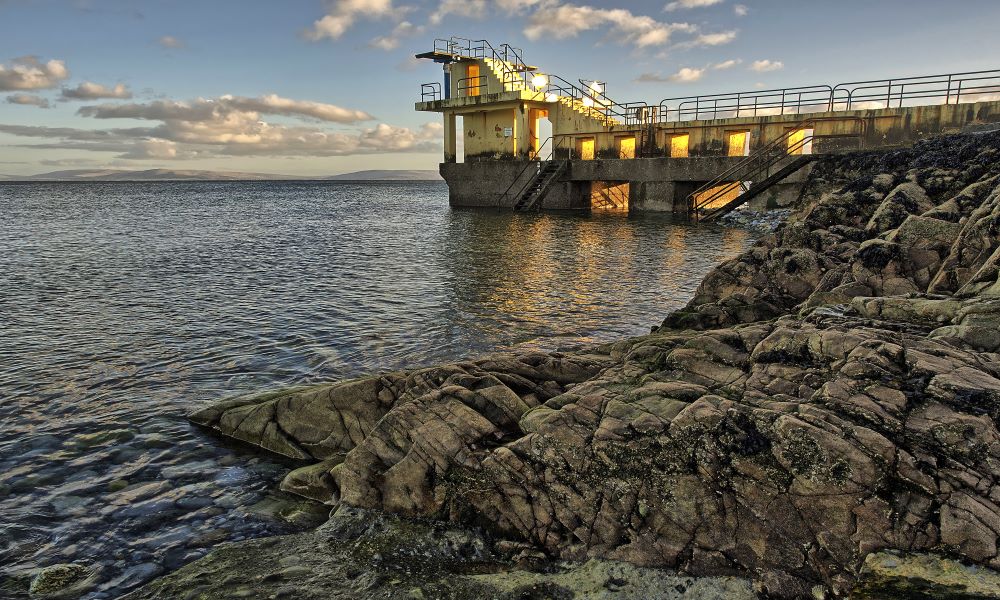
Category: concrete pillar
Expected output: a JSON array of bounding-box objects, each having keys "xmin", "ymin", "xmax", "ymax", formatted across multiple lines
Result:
[
  {"xmin": 444, "ymin": 112, "xmax": 457, "ymax": 163},
  {"xmin": 513, "ymin": 104, "xmax": 532, "ymax": 158}
]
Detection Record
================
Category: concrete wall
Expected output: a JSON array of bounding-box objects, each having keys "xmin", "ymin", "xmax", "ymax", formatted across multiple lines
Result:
[
  {"xmin": 441, "ymin": 156, "xmax": 764, "ymax": 211},
  {"xmin": 441, "ymin": 161, "xmax": 581, "ymax": 210}
]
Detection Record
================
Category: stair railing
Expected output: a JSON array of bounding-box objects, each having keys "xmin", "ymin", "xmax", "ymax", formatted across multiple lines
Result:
[
  {"xmin": 496, "ymin": 136, "xmax": 571, "ymax": 210},
  {"xmin": 687, "ymin": 121, "xmax": 814, "ymax": 219}
]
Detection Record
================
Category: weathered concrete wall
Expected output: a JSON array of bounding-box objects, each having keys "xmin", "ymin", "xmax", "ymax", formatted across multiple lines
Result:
[
  {"xmin": 441, "ymin": 157, "xmax": 776, "ymax": 211},
  {"xmin": 461, "ymin": 108, "xmax": 518, "ymax": 160},
  {"xmin": 441, "ymin": 161, "xmax": 581, "ymax": 210}
]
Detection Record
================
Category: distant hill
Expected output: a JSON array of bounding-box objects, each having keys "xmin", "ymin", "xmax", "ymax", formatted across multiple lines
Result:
[
  {"xmin": 3, "ymin": 168, "xmax": 442, "ymax": 182},
  {"xmin": 325, "ymin": 170, "xmax": 441, "ymax": 181}
]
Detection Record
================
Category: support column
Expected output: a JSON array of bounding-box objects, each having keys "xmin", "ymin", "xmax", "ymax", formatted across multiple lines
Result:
[
  {"xmin": 513, "ymin": 104, "xmax": 532, "ymax": 158},
  {"xmin": 443, "ymin": 111, "xmax": 457, "ymax": 163}
]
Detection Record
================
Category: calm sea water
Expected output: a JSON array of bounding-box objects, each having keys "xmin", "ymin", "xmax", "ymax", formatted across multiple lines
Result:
[{"xmin": 0, "ymin": 180, "xmax": 751, "ymax": 598}]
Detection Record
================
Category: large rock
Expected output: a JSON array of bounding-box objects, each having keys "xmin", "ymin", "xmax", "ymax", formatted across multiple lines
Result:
[{"xmin": 123, "ymin": 506, "xmax": 757, "ymax": 600}]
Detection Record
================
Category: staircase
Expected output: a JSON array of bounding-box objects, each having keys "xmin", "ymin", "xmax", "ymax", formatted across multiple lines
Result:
[
  {"xmin": 699, "ymin": 156, "xmax": 815, "ymax": 221},
  {"xmin": 512, "ymin": 160, "xmax": 566, "ymax": 212},
  {"xmin": 481, "ymin": 57, "xmax": 621, "ymax": 128},
  {"xmin": 688, "ymin": 121, "xmax": 817, "ymax": 222}
]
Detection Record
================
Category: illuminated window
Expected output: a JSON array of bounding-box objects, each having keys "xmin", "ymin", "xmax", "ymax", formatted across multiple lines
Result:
[
  {"xmin": 669, "ymin": 133, "xmax": 689, "ymax": 157},
  {"xmin": 577, "ymin": 137, "xmax": 595, "ymax": 160},
  {"xmin": 787, "ymin": 127, "xmax": 814, "ymax": 155},
  {"xmin": 616, "ymin": 136, "xmax": 636, "ymax": 159},
  {"xmin": 726, "ymin": 130, "xmax": 750, "ymax": 156}
]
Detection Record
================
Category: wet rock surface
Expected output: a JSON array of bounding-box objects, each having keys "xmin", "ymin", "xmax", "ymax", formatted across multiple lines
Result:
[
  {"xmin": 164, "ymin": 131, "xmax": 1000, "ymax": 598},
  {"xmin": 123, "ymin": 506, "xmax": 756, "ymax": 600}
]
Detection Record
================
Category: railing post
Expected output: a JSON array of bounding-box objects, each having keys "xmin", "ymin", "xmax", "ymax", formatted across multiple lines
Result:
[
  {"xmin": 886, "ymin": 80, "xmax": 892, "ymax": 109},
  {"xmin": 945, "ymin": 74, "xmax": 952, "ymax": 105},
  {"xmin": 956, "ymin": 79, "xmax": 963, "ymax": 104}
]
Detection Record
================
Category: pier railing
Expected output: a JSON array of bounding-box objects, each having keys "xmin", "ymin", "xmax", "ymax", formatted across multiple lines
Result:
[{"xmin": 657, "ymin": 69, "xmax": 1000, "ymax": 121}]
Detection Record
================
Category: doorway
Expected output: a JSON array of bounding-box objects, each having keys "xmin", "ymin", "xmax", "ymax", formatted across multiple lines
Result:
[{"xmin": 529, "ymin": 108, "xmax": 552, "ymax": 158}]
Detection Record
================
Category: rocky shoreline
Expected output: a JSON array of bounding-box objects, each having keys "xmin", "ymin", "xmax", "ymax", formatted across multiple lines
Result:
[{"xmin": 125, "ymin": 131, "xmax": 1000, "ymax": 599}]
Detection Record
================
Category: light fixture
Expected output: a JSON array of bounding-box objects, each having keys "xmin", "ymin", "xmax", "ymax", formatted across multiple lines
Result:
[
  {"xmin": 545, "ymin": 93, "xmax": 559, "ymax": 102},
  {"xmin": 589, "ymin": 81, "xmax": 604, "ymax": 94},
  {"xmin": 531, "ymin": 74, "xmax": 548, "ymax": 89},
  {"xmin": 582, "ymin": 96, "xmax": 594, "ymax": 107}
]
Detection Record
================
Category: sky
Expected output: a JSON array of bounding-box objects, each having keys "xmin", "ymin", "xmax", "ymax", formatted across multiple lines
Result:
[{"xmin": 1, "ymin": 0, "xmax": 999, "ymax": 177}]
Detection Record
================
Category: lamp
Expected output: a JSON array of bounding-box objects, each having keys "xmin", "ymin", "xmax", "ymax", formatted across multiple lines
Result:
[{"xmin": 531, "ymin": 74, "xmax": 548, "ymax": 89}]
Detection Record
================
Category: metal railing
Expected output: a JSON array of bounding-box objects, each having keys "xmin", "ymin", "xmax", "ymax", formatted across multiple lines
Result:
[
  {"xmin": 659, "ymin": 69, "xmax": 1000, "ymax": 122},
  {"xmin": 831, "ymin": 70, "xmax": 1000, "ymax": 110},
  {"xmin": 456, "ymin": 75, "xmax": 487, "ymax": 97},
  {"xmin": 497, "ymin": 135, "xmax": 572, "ymax": 209},
  {"xmin": 659, "ymin": 85, "xmax": 835, "ymax": 121},
  {"xmin": 420, "ymin": 82, "xmax": 441, "ymax": 102},
  {"xmin": 688, "ymin": 121, "xmax": 816, "ymax": 217}
]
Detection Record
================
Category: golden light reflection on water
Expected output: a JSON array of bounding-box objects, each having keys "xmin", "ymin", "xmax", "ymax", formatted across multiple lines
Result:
[{"xmin": 440, "ymin": 209, "xmax": 751, "ymax": 350}]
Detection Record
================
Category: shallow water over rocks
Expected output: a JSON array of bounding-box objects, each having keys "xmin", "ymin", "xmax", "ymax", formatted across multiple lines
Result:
[{"xmin": 0, "ymin": 180, "xmax": 751, "ymax": 597}]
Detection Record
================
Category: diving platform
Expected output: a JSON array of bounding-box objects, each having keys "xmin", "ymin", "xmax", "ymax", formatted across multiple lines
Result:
[{"xmin": 415, "ymin": 37, "xmax": 1000, "ymax": 217}]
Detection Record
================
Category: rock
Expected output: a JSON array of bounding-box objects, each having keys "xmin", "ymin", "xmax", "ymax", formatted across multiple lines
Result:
[
  {"xmin": 853, "ymin": 552, "xmax": 1000, "ymax": 599},
  {"xmin": 29, "ymin": 563, "xmax": 96, "ymax": 598},
  {"xmin": 279, "ymin": 457, "xmax": 343, "ymax": 504},
  {"xmin": 122, "ymin": 506, "xmax": 756, "ymax": 600},
  {"xmin": 107, "ymin": 478, "xmax": 129, "ymax": 492}
]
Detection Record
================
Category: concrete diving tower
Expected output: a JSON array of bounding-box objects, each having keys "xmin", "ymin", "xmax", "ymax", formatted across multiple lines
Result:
[{"xmin": 415, "ymin": 37, "xmax": 1000, "ymax": 218}]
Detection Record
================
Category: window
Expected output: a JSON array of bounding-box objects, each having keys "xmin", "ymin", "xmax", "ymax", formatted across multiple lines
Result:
[
  {"xmin": 669, "ymin": 133, "xmax": 689, "ymax": 158},
  {"xmin": 576, "ymin": 137, "xmax": 595, "ymax": 160},
  {"xmin": 726, "ymin": 130, "xmax": 750, "ymax": 156},
  {"xmin": 787, "ymin": 127, "xmax": 814, "ymax": 155},
  {"xmin": 616, "ymin": 136, "xmax": 636, "ymax": 159}
]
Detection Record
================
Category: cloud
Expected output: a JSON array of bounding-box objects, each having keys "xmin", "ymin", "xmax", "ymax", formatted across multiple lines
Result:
[
  {"xmin": 303, "ymin": 0, "xmax": 409, "ymax": 41},
  {"xmin": 733, "ymin": 4, "xmax": 748, "ymax": 16},
  {"xmin": 636, "ymin": 66, "xmax": 704, "ymax": 83},
  {"xmin": 61, "ymin": 82, "xmax": 133, "ymax": 100},
  {"xmin": 670, "ymin": 67, "xmax": 704, "ymax": 82},
  {"xmin": 692, "ymin": 30, "xmax": 737, "ymax": 46},
  {"xmin": 79, "ymin": 94, "xmax": 374, "ymax": 124},
  {"xmin": 750, "ymin": 59, "xmax": 783, "ymax": 72},
  {"xmin": 495, "ymin": 0, "xmax": 544, "ymax": 13},
  {"xmin": 675, "ymin": 29, "xmax": 737, "ymax": 48},
  {"xmin": 6, "ymin": 93, "xmax": 50, "ymax": 108},
  {"xmin": 0, "ymin": 92, "xmax": 438, "ymax": 160},
  {"xmin": 664, "ymin": 0, "xmax": 723, "ymax": 11},
  {"xmin": 523, "ymin": 4, "xmax": 696, "ymax": 47},
  {"xmin": 712, "ymin": 58, "xmax": 741, "ymax": 70},
  {"xmin": 429, "ymin": 0, "xmax": 486, "ymax": 24},
  {"xmin": 370, "ymin": 21, "xmax": 423, "ymax": 50},
  {"xmin": 158, "ymin": 35, "xmax": 184, "ymax": 48},
  {"xmin": 0, "ymin": 56, "xmax": 69, "ymax": 91}
]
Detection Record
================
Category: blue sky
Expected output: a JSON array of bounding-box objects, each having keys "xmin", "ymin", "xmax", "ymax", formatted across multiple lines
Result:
[{"xmin": 1, "ymin": 0, "xmax": 999, "ymax": 176}]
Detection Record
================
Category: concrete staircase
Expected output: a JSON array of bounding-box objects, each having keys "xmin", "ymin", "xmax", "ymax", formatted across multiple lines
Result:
[
  {"xmin": 481, "ymin": 58, "xmax": 620, "ymax": 127},
  {"xmin": 512, "ymin": 160, "xmax": 566, "ymax": 211}
]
